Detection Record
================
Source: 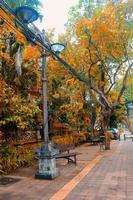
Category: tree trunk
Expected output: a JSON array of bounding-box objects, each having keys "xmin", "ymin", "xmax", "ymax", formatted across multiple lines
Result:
[
  {"xmin": 126, "ymin": 116, "xmax": 133, "ymax": 133},
  {"xmin": 102, "ymin": 110, "xmax": 112, "ymax": 150},
  {"xmin": 105, "ymin": 130, "xmax": 111, "ymax": 150}
]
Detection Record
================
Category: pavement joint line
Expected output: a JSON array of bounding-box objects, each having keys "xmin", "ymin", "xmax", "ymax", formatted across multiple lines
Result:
[
  {"xmin": 49, "ymin": 154, "xmax": 103, "ymax": 200},
  {"xmin": 3, "ymin": 175, "xmax": 27, "ymax": 179}
]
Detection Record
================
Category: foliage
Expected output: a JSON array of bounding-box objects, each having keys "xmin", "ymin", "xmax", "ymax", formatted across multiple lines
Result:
[
  {"xmin": 0, "ymin": 84, "xmax": 41, "ymax": 130},
  {"xmin": 0, "ymin": 8, "xmax": 42, "ymax": 131},
  {"xmin": 46, "ymin": 1, "xmax": 133, "ymax": 142},
  {"xmin": 52, "ymin": 131, "xmax": 88, "ymax": 146},
  {"xmin": 47, "ymin": 57, "xmax": 91, "ymax": 129},
  {"xmin": 0, "ymin": 3, "xmax": 42, "ymax": 173},
  {"xmin": 0, "ymin": 143, "xmax": 33, "ymax": 174},
  {"xmin": 48, "ymin": 1, "xmax": 133, "ymax": 150},
  {"xmin": 65, "ymin": 0, "xmax": 108, "ymax": 30},
  {"xmin": 124, "ymin": 70, "xmax": 133, "ymax": 101}
]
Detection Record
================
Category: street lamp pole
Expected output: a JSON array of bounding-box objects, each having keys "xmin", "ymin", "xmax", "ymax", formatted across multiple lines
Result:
[
  {"xmin": 35, "ymin": 30, "xmax": 60, "ymax": 179},
  {"xmin": 41, "ymin": 30, "xmax": 49, "ymax": 143}
]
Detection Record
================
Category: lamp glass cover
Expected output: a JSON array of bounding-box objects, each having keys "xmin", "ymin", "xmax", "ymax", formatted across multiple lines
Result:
[
  {"xmin": 51, "ymin": 43, "xmax": 65, "ymax": 53},
  {"xmin": 15, "ymin": 6, "xmax": 39, "ymax": 24}
]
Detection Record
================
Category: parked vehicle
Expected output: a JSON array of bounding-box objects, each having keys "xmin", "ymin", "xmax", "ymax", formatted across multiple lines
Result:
[{"xmin": 109, "ymin": 128, "xmax": 119, "ymax": 140}]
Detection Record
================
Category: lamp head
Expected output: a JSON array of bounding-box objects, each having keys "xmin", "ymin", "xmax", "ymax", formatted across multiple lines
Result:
[
  {"xmin": 15, "ymin": 6, "xmax": 39, "ymax": 24},
  {"xmin": 50, "ymin": 43, "xmax": 65, "ymax": 54}
]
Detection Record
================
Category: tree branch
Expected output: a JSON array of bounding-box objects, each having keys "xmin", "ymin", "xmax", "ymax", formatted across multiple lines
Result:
[
  {"xmin": 117, "ymin": 62, "xmax": 133, "ymax": 103},
  {"xmin": 105, "ymin": 59, "xmax": 127, "ymax": 94}
]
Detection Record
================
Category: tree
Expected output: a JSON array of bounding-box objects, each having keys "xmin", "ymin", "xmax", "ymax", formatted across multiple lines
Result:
[
  {"xmin": 124, "ymin": 70, "xmax": 133, "ymax": 101},
  {"xmin": 46, "ymin": 56, "xmax": 90, "ymax": 132},
  {"xmin": 51, "ymin": 1, "xmax": 133, "ymax": 149},
  {"xmin": 65, "ymin": 0, "xmax": 109, "ymax": 30}
]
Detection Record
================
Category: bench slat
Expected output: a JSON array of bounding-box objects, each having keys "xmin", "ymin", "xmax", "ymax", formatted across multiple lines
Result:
[
  {"xmin": 53, "ymin": 144, "xmax": 80, "ymax": 165},
  {"xmin": 54, "ymin": 144, "xmax": 75, "ymax": 153},
  {"xmin": 55, "ymin": 152, "xmax": 80, "ymax": 165}
]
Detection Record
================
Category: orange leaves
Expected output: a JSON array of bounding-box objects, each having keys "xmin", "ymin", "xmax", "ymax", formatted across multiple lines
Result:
[
  {"xmin": 98, "ymin": 23, "xmax": 112, "ymax": 36},
  {"xmin": 75, "ymin": 19, "xmax": 92, "ymax": 37},
  {"xmin": 0, "ymin": 83, "xmax": 41, "ymax": 129},
  {"xmin": 0, "ymin": 79, "xmax": 7, "ymax": 101},
  {"xmin": 15, "ymin": 32, "xmax": 26, "ymax": 44},
  {"xmin": 22, "ymin": 45, "xmax": 41, "ymax": 60},
  {"xmin": 0, "ymin": 8, "xmax": 42, "ymax": 130},
  {"xmin": 80, "ymin": 36, "xmax": 88, "ymax": 47},
  {"xmin": 47, "ymin": 57, "xmax": 68, "ymax": 81},
  {"xmin": 125, "ymin": 77, "xmax": 133, "ymax": 86},
  {"xmin": 74, "ymin": 2, "xmax": 130, "ymax": 62},
  {"xmin": 0, "ymin": 9, "xmax": 26, "ymax": 45},
  {"xmin": 0, "ymin": 51, "xmax": 12, "ymax": 62},
  {"xmin": 66, "ymin": 77, "xmax": 76, "ymax": 86},
  {"xmin": 0, "ymin": 9, "xmax": 14, "ymax": 28},
  {"xmin": 64, "ymin": 78, "xmax": 84, "ymax": 113},
  {"xmin": 108, "ymin": 90, "xmax": 119, "ymax": 104},
  {"xmin": 0, "ymin": 8, "xmax": 14, "ymax": 21}
]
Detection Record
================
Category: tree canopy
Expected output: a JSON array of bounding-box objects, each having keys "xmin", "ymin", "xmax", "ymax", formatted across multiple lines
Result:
[
  {"xmin": 65, "ymin": 0, "xmax": 109, "ymax": 30},
  {"xmin": 48, "ymin": 0, "xmax": 133, "ymax": 137}
]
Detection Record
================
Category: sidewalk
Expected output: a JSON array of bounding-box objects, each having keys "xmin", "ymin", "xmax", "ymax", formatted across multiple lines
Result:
[
  {"xmin": 0, "ymin": 140, "xmax": 126, "ymax": 200},
  {"xmin": 65, "ymin": 140, "xmax": 133, "ymax": 200}
]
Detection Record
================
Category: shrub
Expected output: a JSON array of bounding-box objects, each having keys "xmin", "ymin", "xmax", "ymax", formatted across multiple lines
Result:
[
  {"xmin": 0, "ymin": 144, "xmax": 33, "ymax": 174},
  {"xmin": 52, "ymin": 131, "xmax": 88, "ymax": 146}
]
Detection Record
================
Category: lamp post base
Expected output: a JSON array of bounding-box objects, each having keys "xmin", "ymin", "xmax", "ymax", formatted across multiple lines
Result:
[
  {"xmin": 35, "ymin": 169, "xmax": 59, "ymax": 180},
  {"xmin": 35, "ymin": 142, "xmax": 59, "ymax": 180}
]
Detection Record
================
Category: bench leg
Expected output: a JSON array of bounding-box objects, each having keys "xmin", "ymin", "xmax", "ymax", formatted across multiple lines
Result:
[
  {"xmin": 67, "ymin": 157, "xmax": 74, "ymax": 164},
  {"xmin": 67, "ymin": 156, "xmax": 77, "ymax": 165},
  {"xmin": 124, "ymin": 134, "xmax": 126, "ymax": 140},
  {"xmin": 99, "ymin": 142, "xmax": 105, "ymax": 151},
  {"xmin": 74, "ymin": 155, "xmax": 77, "ymax": 165}
]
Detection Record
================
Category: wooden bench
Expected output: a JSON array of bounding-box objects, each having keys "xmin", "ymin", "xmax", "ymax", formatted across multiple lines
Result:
[
  {"xmin": 124, "ymin": 134, "xmax": 133, "ymax": 141},
  {"xmin": 53, "ymin": 144, "xmax": 75, "ymax": 153},
  {"xmin": 89, "ymin": 136, "xmax": 100, "ymax": 145},
  {"xmin": 53, "ymin": 144, "xmax": 80, "ymax": 165},
  {"xmin": 88, "ymin": 135, "xmax": 106, "ymax": 150}
]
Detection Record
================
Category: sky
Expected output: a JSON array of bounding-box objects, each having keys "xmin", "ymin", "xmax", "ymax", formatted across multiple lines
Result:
[{"xmin": 35, "ymin": 0, "xmax": 79, "ymax": 37}]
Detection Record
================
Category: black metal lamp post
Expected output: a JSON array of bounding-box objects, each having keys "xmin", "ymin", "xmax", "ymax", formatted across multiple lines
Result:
[{"xmin": 15, "ymin": 6, "xmax": 65, "ymax": 179}]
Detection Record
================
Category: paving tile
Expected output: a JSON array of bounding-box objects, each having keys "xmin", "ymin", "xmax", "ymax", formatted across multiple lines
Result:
[
  {"xmin": 1, "ymin": 138, "xmax": 133, "ymax": 200},
  {"xmin": 65, "ymin": 139, "xmax": 133, "ymax": 200}
]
